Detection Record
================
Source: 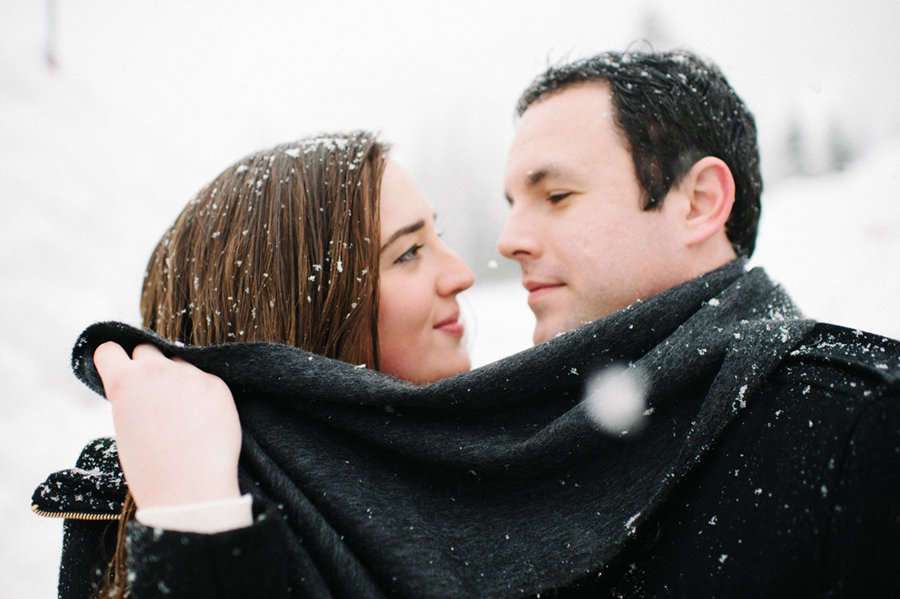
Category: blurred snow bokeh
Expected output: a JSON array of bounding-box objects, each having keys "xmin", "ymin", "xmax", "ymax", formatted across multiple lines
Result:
[
  {"xmin": 584, "ymin": 365, "xmax": 650, "ymax": 435},
  {"xmin": 2, "ymin": 0, "xmax": 899, "ymax": 596}
]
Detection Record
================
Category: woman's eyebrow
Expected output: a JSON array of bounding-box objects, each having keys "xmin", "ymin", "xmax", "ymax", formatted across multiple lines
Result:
[{"xmin": 381, "ymin": 220, "xmax": 425, "ymax": 252}]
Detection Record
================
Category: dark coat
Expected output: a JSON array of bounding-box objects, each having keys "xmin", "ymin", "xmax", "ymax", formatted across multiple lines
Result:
[
  {"xmin": 34, "ymin": 261, "xmax": 900, "ymax": 598},
  {"xmin": 558, "ymin": 323, "xmax": 900, "ymax": 598}
]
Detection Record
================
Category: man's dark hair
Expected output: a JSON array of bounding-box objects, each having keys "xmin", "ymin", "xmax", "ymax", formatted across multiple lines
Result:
[{"xmin": 517, "ymin": 50, "xmax": 762, "ymax": 257}]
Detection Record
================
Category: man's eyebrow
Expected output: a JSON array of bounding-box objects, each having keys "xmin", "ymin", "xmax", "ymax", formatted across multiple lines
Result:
[
  {"xmin": 504, "ymin": 166, "xmax": 564, "ymax": 204},
  {"xmin": 527, "ymin": 167, "xmax": 553, "ymax": 186},
  {"xmin": 381, "ymin": 219, "xmax": 425, "ymax": 252}
]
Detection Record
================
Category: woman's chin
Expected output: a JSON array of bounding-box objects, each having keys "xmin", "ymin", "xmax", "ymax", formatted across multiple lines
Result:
[{"xmin": 414, "ymin": 353, "xmax": 472, "ymax": 385}]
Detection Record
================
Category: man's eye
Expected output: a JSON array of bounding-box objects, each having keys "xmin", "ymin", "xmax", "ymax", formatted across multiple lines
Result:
[
  {"xmin": 548, "ymin": 192, "xmax": 572, "ymax": 203},
  {"xmin": 395, "ymin": 244, "xmax": 424, "ymax": 264}
]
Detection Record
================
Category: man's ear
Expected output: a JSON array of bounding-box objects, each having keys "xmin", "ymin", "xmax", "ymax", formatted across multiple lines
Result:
[{"xmin": 680, "ymin": 156, "xmax": 735, "ymax": 247}]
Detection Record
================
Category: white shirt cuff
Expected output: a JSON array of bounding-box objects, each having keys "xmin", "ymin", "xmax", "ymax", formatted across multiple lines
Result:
[{"xmin": 135, "ymin": 494, "xmax": 254, "ymax": 534}]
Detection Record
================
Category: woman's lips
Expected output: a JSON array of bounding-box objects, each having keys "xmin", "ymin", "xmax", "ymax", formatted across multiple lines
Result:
[{"xmin": 434, "ymin": 313, "xmax": 464, "ymax": 337}]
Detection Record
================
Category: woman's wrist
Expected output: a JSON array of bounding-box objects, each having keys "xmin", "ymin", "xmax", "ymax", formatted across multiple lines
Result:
[
  {"xmin": 135, "ymin": 494, "xmax": 254, "ymax": 534},
  {"xmin": 132, "ymin": 475, "xmax": 242, "ymax": 509}
]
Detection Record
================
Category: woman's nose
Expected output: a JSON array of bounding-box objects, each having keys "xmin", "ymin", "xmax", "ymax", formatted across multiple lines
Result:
[{"xmin": 438, "ymin": 244, "xmax": 475, "ymax": 297}]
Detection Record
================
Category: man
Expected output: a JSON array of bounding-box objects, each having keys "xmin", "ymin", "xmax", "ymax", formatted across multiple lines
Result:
[
  {"xmin": 38, "ymin": 51, "xmax": 899, "ymax": 598},
  {"xmin": 493, "ymin": 51, "xmax": 900, "ymax": 596},
  {"xmin": 499, "ymin": 52, "xmax": 755, "ymax": 345}
]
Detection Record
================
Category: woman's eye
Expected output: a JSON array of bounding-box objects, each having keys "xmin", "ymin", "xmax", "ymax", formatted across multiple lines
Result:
[
  {"xmin": 395, "ymin": 243, "xmax": 424, "ymax": 264},
  {"xmin": 548, "ymin": 192, "xmax": 572, "ymax": 203}
]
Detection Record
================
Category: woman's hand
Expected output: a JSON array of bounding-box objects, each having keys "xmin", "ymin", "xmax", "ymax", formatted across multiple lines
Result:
[{"xmin": 93, "ymin": 342, "xmax": 243, "ymax": 509}]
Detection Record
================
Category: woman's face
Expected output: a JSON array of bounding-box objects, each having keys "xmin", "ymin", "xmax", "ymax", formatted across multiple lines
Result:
[{"xmin": 377, "ymin": 159, "xmax": 475, "ymax": 385}]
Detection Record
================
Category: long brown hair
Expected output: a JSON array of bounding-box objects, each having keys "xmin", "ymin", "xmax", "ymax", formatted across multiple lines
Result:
[
  {"xmin": 143, "ymin": 132, "xmax": 387, "ymax": 364},
  {"xmin": 96, "ymin": 132, "xmax": 389, "ymax": 598}
]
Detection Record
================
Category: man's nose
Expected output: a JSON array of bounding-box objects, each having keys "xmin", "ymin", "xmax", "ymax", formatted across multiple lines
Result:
[{"xmin": 497, "ymin": 208, "xmax": 541, "ymax": 261}]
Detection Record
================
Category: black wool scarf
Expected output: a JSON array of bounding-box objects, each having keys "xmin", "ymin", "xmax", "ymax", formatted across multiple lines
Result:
[{"xmin": 70, "ymin": 260, "xmax": 815, "ymax": 598}]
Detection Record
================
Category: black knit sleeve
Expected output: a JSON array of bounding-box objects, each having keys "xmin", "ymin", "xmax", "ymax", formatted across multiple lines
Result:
[
  {"xmin": 125, "ymin": 500, "xmax": 300, "ymax": 599},
  {"xmin": 58, "ymin": 518, "xmax": 119, "ymax": 599}
]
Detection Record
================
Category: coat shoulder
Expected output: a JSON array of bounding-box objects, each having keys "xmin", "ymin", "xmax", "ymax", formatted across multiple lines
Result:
[
  {"xmin": 789, "ymin": 322, "xmax": 900, "ymax": 376},
  {"xmin": 775, "ymin": 322, "xmax": 900, "ymax": 402}
]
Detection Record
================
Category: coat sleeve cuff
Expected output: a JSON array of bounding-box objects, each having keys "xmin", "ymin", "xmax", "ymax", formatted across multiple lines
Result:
[{"xmin": 126, "ymin": 501, "xmax": 292, "ymax": 598}]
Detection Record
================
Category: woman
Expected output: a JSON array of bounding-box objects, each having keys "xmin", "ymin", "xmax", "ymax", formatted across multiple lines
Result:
[
  {"xmin": 138, "ymin": 132, "xmax": 472, "ymax": 383},
  {"xmin": 35, "ymin": 131, "xmax": 474, "ymax": 598}
]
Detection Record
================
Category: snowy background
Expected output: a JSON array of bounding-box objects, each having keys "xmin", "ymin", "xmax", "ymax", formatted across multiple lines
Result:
[{"xmin": 2, "ymin": 0, "xmax": 899, "ymax": 596}]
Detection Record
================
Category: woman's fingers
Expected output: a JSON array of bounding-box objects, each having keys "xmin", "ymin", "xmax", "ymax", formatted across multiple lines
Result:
[
  {"xmin": 95, "ymin": 343, "xmax": 168, "ymax": 400},
  {"xmin": 131, "ymin": 343, "xmax": 165, "ymax": 360},
  {"xmin": 93, "ymin": 341, "xmax": 243, "ymax": 509},
  {"xmin": 93, "ymin": 341, "xmax": 133, "ymax": 391}
]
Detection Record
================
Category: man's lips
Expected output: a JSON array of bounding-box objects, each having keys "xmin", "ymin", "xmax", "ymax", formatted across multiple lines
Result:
[
  {"xmin": 434, "ymin": 313, "xmax": 464, "ymax": 337},
  {"xmin": 524, "ymin": 280, "xmax": 565, "ymax": 304}
]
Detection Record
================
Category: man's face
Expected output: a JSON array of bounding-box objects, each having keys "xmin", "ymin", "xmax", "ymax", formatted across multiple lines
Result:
[{"xmin": 499, "ymin": 82, "xmax": 691, "ymax": 345}]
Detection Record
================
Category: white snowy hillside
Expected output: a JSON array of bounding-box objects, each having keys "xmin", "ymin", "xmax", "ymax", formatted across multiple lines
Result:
[
  {"xmin": 2, "ymin": 1, "xmax": 900, "ymax": 597},
  {"xmin": 750, "ymin": 139, "xmax": 900, "ymax": 339}
]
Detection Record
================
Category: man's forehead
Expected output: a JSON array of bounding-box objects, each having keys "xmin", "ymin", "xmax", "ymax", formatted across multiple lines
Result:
[
  {"xmin": 504, "ymin": 139, "xmax": 592, "ymax": 186},
  {"xmin": 505, "ymin": 85, "xmax": 621, "ymax": 179},
  {"xmin": 511, "ymin": 85, "xmax": 616, "ymax": 148}
]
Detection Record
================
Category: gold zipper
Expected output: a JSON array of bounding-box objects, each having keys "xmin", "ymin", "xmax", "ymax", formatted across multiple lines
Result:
[{"xmin": 31, "ymin": 503, "xmax": 120, "ymax": 521}]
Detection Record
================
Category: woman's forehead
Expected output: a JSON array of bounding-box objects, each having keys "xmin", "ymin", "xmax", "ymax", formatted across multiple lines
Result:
[{"xmin": 380, "ymin": 159, "xmax": 434, "ymax": 237}]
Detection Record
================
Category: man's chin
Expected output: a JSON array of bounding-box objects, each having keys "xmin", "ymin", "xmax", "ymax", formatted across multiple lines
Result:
[
  {"xmin": 532, "ymin": 320, "xmax": 566, "ymax": 346},
  {"xmin": 533, "ymin": 312, "xmax": 597, "ymax": 345}
]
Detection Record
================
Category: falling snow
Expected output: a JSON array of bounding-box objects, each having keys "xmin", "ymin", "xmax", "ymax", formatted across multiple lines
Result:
[{"xmin": 4, "ymin": 3, "xmax": 900, "ymax": 596}]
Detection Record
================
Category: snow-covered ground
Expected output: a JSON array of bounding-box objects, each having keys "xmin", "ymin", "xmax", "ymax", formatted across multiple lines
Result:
[{"xmin": 3, "ymin": 2, "xmax": 900, "ymax": 597}]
